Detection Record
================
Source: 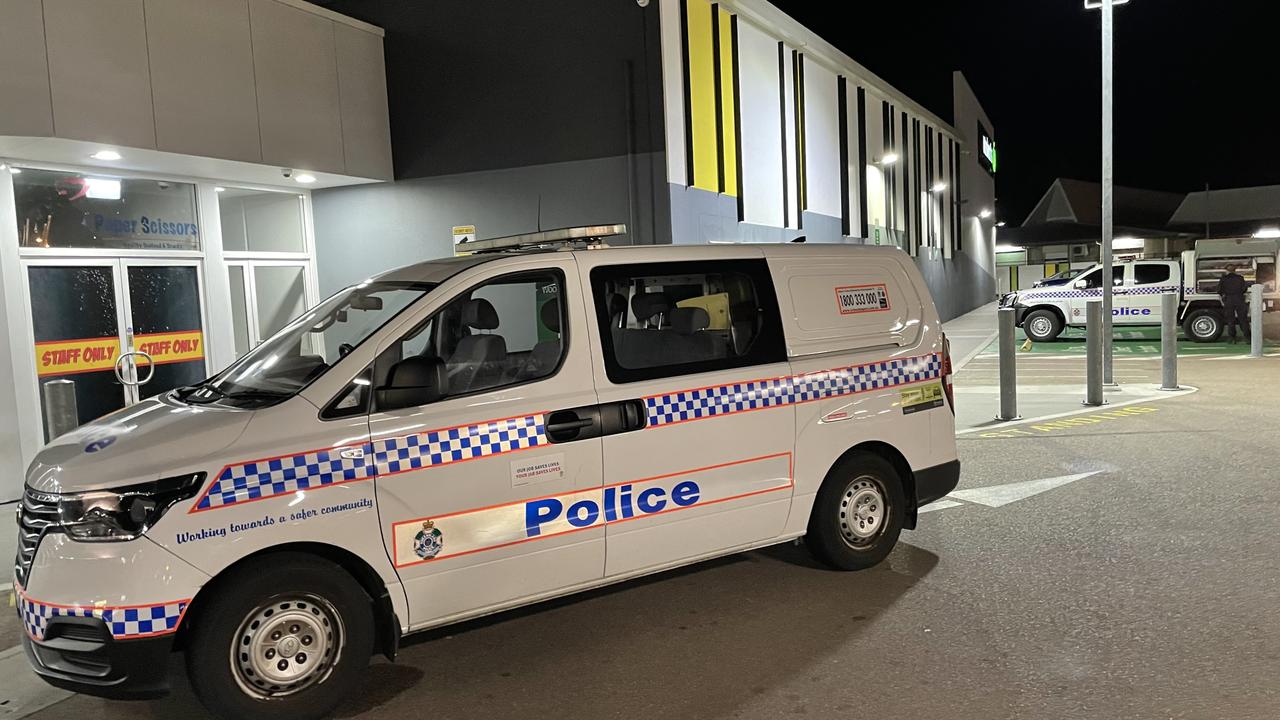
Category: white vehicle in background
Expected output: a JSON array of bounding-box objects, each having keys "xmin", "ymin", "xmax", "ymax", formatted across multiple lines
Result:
[
  {"xmin": 16, "ymin": 233, "xmax": 959, "ymax": 720},
  {"xmin": 1004, "ymin": 237, "xmax": 1279, "ymax": 342}
]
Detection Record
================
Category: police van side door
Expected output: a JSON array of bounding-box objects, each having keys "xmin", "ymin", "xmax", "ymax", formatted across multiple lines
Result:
[
  {"xmin": 366, "ymin": 256, "xmax": 605, "ymax": 629},
  {"xmin": 579, "ymin": 255, "xmax": 796, "ymax": 578},
  {"xmin": 1123, "ymin": 261, "xmax": 1177, "ymax": 324}
]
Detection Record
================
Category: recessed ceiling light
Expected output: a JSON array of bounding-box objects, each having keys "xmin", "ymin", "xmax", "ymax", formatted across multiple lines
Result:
[
  {"xmin": 294, "ymin": 173, "xmax": 317, "ymax": 184},
  {"xmin": 215, "ymin": 186, "xmax": 226, "ymax": 193},
  {"xmin": 90, "ymin": 149, "xmax": 122, "ymax": 161}
]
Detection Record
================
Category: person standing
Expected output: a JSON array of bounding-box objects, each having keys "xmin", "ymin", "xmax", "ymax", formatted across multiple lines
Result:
[{"xmin": 1218, "ymin": 264, "xmax": 1250, "ymax": 343}]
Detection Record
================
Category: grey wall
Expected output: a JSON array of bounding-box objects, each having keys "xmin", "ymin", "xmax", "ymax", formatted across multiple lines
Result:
[
  {"xmin": 312, "ymin": 152, "xmax": 669, "ymax": 295},
  {"xmin": 311, "ymin": 0, "xmax": 665, "ymax": 181}
]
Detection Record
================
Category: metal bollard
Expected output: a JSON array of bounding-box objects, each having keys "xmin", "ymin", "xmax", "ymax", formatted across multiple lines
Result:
[
  {"xmin": 42, "ymin": 379, "xmax": 80, "ymax": 439},
  {"xmin": 1084, "ymin": 300, "xmax": 1105, "ymax": 406},
  {"xmin": 1250, "ymin": 284, "xmax": 1264, "ymax": 358},
  {"xmin": 1159, "ymin": 292, "xmax": 1180, "ymax": 390},
  {"xmin": 996, "ymin": 308, "xmax": 1019, "ymax": 420}
]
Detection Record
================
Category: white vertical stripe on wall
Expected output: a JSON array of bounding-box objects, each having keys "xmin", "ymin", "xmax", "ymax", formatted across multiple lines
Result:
[
  {"xmin": 862, "ymin": 89, "xmax": 885, "ymax": 232},
  {"xmin": 782, "ymin": 44, "xmax": 798, "ymax": 229},
  {"xmin": 942, "ymin": 138, "xmax": 953, "ymax": 258},
  {"xmin": 736, "ymin": 21, "xmax": 784, "ymax": 228},
  {"xmin": 802, "ymin": 58, "xmax": 841, "ymax": 219},
  {"xmin": 659, "ymin": 0, "xmax": 687, "ymax": 187}
]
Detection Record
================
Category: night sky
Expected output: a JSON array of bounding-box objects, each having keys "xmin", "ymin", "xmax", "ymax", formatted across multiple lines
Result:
[{"xmin": 767, "ymin": 0, "xmax": 1278, "ymax": 226}]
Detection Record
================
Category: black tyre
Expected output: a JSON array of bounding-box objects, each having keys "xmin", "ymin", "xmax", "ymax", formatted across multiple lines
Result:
[
  {"xmin": 1023, "ymin": 308, "xmax": 1063, "ymax": 342},
  {"xmin": 1183, "ymin": 308, "xmax": 1223, "ymax": 343},
  {"xmin": 805, "ymin": 452, "xmax": 906, "ymax": 571},
  {"xmin": 185, "ymin": 553, "xmax": 374, "ymax": 720}
]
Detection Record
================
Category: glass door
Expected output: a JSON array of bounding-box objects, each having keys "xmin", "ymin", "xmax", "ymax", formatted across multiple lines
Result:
[
  {"xmin": 25, "ymin": 261, "xmax": 129, "ymax": 441},
  {"xmin": 122, "ymin": 260, "xmax": 208, "ymax": 401},
  {"xmin": 24, "ymin": 259, "xmax": 208, "ymax": 438}
]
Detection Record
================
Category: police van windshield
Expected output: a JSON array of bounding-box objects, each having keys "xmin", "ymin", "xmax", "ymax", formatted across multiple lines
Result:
[{"xmin": 180, "ymin": 280, "xmax": 435, "ymax": 407}]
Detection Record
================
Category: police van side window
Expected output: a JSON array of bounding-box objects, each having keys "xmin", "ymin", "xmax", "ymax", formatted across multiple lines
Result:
[
  {"xmin": 1133, "ymin": 264, "xmax": 1171, "ymax": 285},
  {"xmin": 590, "ymin": 259, "xmax": 786, "ymax": 384},
  {"xmin": 371, "ymin": 269, "xmax": 567, "ymax": 410}
]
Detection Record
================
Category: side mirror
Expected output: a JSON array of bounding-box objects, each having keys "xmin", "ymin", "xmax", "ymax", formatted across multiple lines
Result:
[
  {"xmin": 376, "ymin": 357, "xmax": 446, "ymax": 411},
  {"xmin": 1073, "ymin": 279, "xmax": 1088, "ymax": 289}
]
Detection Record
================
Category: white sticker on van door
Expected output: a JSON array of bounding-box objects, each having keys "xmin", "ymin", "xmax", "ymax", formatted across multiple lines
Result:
[
  {"xmin": 834, "ymin": 284, "xmax": 890, "ymax": 315},
  {"xmin": 511, "ymin": 453, "xmax": 565, "ymax": 486}
]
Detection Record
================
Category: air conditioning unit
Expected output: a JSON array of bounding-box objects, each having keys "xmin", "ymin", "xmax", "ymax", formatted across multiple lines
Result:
[{"xmin": 1070, "ymin": 244, "xmax": 1089, "ymax": 257}]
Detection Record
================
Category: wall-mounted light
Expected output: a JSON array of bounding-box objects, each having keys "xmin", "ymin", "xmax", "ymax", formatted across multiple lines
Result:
[
  {"xmin": 996, "ymin": 221, "xmax": 1007, "ymax": 227},
  {"xmin": 1253, "ymin": 228, "xmax": 1280, "ymax": 239},
  {"xmin": 1113, "ymin": 236, "xmax": 1145, "ymax": 250},
  {"xmin": 995, "ymin": 244, "xmax": 1025, "ymax": 253},
  {"xmin": 878, "ymin": 153, "xmax": 899, "ymax": 166},
  {"xmin": 90, "ymin": 149, "xmax": 122, "ymax": 161},
  {"xmin": 294, "ymin": 173, "xmax": 317, "ymax": 184},
  {"xmin": 8, "ymin": 167, "xmax": 20, "ymax": 175},
  {"xmin": 931, "ymin": 181, "xmax": 947, "ymax": 193},
  {"xmin": 979, "ymin": 208, "xmax": 993, "ymax": 219}
]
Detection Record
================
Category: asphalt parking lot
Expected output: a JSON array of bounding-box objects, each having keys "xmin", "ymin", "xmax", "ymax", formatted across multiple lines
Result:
[{"xmin": 6, "ymin": 353, "xmax": 1280, "ymax": 720}]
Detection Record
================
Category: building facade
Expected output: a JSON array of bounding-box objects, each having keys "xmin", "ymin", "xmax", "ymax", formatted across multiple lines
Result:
[
  {"xmin": 0, "ymin": 0, "xmax": 392, "ymax": 500},
  {"xmin": 0, "ymin": 0, "xmax": 997, "ymax": 500}
]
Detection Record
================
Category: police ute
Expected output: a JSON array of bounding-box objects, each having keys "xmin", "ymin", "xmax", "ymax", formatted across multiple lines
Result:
[
  {"xmin": 1002, "ymin": 237, "xmax": 1279, "ymax": 342},
  {"xmin": 16, "ymin": 229, "xmax": 960, "ymax": 720}
]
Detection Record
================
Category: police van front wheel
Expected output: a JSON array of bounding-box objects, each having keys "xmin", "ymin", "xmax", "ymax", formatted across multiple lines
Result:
[
  {"xmin": 185, "ymin": 553, "xmax": 374, "ymax": 720},
  {"xmin": 806, "ymin": 453, "xmax": 905, "ymax": 571}
]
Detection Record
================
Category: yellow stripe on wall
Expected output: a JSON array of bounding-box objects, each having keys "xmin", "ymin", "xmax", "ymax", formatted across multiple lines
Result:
[
  {"xmin": 717, "ymin": 6, "xmax": 738, "ymax": 198},
  {"xmin": 685, "ymin": 0, "xmax": 718, "ymax": 192}
]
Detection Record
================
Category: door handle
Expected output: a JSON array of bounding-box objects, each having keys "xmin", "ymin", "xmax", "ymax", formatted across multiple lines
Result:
[{"xmin": 545, "ymin": 407, "xmax": 601, "ymax": 443}]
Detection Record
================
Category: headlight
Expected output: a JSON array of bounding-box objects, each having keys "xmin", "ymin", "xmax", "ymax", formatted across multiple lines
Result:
[
  {"xmin": 49, "ymin": 473, "xmax": 205, "ymax": 542},
  {"xmin": 1000, "ymin": 292, "xmax": 1018, "ymax": 307}
]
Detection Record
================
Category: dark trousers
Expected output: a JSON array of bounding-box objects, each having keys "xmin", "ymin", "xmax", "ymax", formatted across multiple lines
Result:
[{"xmin": 1224, "ymin": 300, "xmax": 1249, "ymax": 338}]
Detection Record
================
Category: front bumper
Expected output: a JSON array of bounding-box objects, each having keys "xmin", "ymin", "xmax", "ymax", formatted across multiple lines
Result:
[
  {"xmin": 23, "ymin": 627, "xmax": 175, "ymax": 700},
  {"xmin": 915, "ymin": 459, "xmax": 961, "ymax": 507}
]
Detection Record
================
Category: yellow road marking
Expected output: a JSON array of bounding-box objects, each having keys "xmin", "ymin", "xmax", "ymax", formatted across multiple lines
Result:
[{"xmin": 978, "ymin": 406, "xmax": 1159, "ymax": 438}]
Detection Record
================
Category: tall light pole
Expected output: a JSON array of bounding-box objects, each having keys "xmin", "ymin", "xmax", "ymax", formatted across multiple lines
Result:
[{"xmin": 1086, "ymin": 0, "xmax": 1127, "ymax": 385}]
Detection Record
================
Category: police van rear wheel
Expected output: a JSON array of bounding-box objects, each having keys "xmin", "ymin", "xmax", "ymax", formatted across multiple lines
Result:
[
  {"xmin": 806, "ymin": 453, "xmax": 905, "ymax": 571},
  {"xmin": 1023, "ymin": 309, "xmax": 1063, "ymax": 342},
  {"xmin": 186, "ymin": 554, "xmax": 374, "ymax": 720},
  {"xmin": 1183, "ymin": 308, "xmax": 1223, "ymax": 343}
]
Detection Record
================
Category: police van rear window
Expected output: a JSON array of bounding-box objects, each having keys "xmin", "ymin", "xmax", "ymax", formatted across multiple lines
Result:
[{"xmin": 590, "ymin": 259, "xmax": 786, "ymax": 384}]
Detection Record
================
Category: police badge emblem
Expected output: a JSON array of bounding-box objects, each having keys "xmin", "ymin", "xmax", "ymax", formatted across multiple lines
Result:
[{"xmin": 413, "ymin": 520, "xmax": 444, "ymax": 560}]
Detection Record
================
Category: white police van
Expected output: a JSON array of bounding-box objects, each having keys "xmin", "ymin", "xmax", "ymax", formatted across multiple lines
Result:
[{"xmin": 16, "ymin": 236, "xmax": 959, "ymax": 720}]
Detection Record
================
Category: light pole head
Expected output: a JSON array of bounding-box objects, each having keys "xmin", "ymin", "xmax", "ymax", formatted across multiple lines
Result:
[{"xmin": 1084, "ymin": 0, "xmax": 1129, "ymax": 8}]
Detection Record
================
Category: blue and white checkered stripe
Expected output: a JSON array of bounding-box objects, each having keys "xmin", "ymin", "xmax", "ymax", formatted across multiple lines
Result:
[
  {"xmin": 19, "ymin": 591, "xmax": 188, "ymax": 641},
  {"xmin": 645, "ymin": 354, "xmax": 942, "ymax": 428},
  {"xmin": 195, "ymin": 445, "xmax": 375, "ymax": 511},
  {"xmin": 1023, "ymin": 285, "xmax": 1180, "ymax": 301},
  {"xmin": 372, "ymin": 415, "xmax": 546, "ymax": 475},
  {"xmin": 1118, "ymin": 285, "xmax": 1180, "ymax": 296}
]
